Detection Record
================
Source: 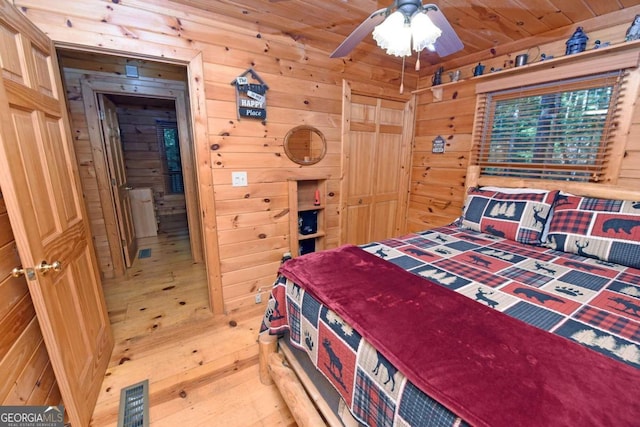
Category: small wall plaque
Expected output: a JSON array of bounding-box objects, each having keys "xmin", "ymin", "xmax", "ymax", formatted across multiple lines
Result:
[
  {"xmin": 231, "ymin": 68, "xmax": 269, "ymax": 121},
  {"xmin": 432, "ymin": 135, "xmax": 446, "ymax": 153}
]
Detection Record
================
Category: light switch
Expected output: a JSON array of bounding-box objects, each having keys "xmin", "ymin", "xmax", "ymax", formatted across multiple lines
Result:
[{"xmin": 232, "ymin": 171, "xmax": 248, "ymax": 187}]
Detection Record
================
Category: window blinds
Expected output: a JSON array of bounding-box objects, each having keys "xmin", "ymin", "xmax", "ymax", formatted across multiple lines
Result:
[
  {"xmin": 475, "ymin": 71, "xmax": 624, "ymax": 182},
  {"xmin": 471, "ymin": 49, "xmax": 638, "ymax": 183}
]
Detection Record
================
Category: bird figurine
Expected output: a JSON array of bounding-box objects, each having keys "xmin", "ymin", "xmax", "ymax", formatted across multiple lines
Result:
[{"xmin": 625, "ymin": 15, "xmax": 640, "ymax": 42}]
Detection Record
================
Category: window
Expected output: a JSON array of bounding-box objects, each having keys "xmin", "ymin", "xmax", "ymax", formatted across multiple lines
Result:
[
  {"xmin": 157, "ymin": 120, "xmax": 184, "ymax": 194},
  {"xmin": 474, "ymin": 70, "xmax": 625, "ymax": 182}
]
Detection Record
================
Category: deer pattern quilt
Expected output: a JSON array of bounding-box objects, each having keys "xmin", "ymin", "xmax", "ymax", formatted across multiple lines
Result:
[{"xmin": 261, "ymin": 225, "xmax": 640, "ymax": 427}]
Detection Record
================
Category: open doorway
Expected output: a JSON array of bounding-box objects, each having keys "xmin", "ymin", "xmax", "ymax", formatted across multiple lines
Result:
[
  {"xmin": 56, "ymin": 50, "xmax": 210, "ymax": 324},
  {"xmin": 101, "ymin": 93, "xmax": 189, "ymax": 239},
  {"xmin": 56, "ymin": 49, "xmax": 204, "ymax": 280}
]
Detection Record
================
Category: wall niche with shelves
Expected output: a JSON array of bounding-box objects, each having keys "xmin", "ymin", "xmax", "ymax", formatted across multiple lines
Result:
[{"xmin": 288, "ymin": 178, "xmax": 327, "ymax": 257}]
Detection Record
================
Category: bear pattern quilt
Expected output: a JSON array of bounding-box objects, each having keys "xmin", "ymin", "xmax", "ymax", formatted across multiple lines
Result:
[{"xmin": 261, "ymin": 225, "xmax": 640, "ymax": 426}]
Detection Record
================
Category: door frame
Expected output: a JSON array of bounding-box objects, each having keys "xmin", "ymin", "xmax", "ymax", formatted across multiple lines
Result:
[
  {"xmin": 81, "ymin": 77, "xmax": 203, "ymax": 274},
  {"xmin": 56, "ymin": 44, "xmax": 224, "ymax": 314}
]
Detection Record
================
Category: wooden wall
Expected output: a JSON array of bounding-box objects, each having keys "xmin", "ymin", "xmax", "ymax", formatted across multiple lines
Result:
[
  {"xmin": 0, "ymin": 189, "xmax": 61, "ymax": 406},
  {"xmin": 409, "ymin": 18, "xmax": 640, "ymax": 231},
  {"xmin": 19, "ymin": 0, "xmax": 412, "ymax": 314},
  {"xmin": 21, "ymin": 1, "xmax": 640, "ymax": 314},
  {"xmin": 116, "ymin": 102, "xmax": 188, "ymax": 232}
]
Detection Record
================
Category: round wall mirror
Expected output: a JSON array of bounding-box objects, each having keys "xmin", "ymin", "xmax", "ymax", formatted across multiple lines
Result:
[{"xmin": 284, "ymin": 125, "xmax": 327, "ymax": 166}]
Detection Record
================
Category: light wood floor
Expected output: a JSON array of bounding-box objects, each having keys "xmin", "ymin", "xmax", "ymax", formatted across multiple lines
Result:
[{"xmin": 91, "ymin": 230, "xmax": 295, "ymax": 426}]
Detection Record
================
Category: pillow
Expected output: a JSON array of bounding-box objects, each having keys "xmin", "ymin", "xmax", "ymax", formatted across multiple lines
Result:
[
  {"xmin": 545, "ymin": 194, "xmax": 640, "ymax": 268},
  {"xmin": 461, "ymin": 187, "xmax": 559, "ymax": 245},
  {"xmin": 479, "ymin": 186, "xmax": 549, "ymax": 194},
  {"xmin": 479, "ymin": 186, "xmax": 557, "ymax": 242}
]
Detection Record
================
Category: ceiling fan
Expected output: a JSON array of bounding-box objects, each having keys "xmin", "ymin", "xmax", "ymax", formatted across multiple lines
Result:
[{"xmin": 330, "ymin": 0, "xmax": 463, "ymax": 59}]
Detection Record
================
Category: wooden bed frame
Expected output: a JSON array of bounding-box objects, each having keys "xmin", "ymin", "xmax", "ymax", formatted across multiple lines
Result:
[{"xmin": 258, "ymin": 165, "xmax": 640, "ymax": 427}]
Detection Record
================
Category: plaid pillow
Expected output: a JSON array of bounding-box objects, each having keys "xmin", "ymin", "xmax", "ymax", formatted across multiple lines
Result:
[
  {"xmin": 546, "ymin": 194, "xmax": 640, "ymax": 268},
  {"xmin": 461, "ymin": 188, "xmax": 559, "ymax": 245}
]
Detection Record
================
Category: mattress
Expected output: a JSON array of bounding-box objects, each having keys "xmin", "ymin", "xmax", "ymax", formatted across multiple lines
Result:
[{"xmin": 261, "ymin": 224, "xmax": 640, "ymax": 426}]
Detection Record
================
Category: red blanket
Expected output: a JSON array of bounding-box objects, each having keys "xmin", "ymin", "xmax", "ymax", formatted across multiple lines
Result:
[{"xmin": 279, "ymin": 245, "xmax": 640, "ymax": 427}]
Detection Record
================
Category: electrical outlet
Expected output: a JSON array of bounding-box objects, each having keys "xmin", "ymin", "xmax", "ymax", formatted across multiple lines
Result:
[
  {"xmin": 255, "ymin": 292, "xmax": 262, "ymax": 304},
  {"xmin": 232, "ymin": 171, "xmax": 248, "ymax": 187}
]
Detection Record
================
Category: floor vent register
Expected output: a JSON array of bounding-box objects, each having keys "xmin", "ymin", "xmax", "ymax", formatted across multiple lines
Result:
[
  {"xmin": 138, "ymin": 248, "xmax": 152, "ymax": 259},
  {"xmin": 117, "ymin": 379, "xmax": 149, "ymax": 427}
]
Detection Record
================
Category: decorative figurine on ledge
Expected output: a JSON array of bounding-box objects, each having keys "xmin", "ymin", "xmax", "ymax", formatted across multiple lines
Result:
[
  {"xmin": 625, "ymin": 15, "xmax": 640, "ymax": 42},
  {"xmin": 565, "ymin": 27, "xmax": 588, "ymax": 55},
  {"xmin": 432, "ymin": 66, "xmax": 444, "ymax": 86},
  {"xmin": 472, "ymin": 63, "xmax": 485, "ymax": 76}
]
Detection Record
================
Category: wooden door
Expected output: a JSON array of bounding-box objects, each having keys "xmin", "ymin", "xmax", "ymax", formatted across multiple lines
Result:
[
  {"xmin": 97, "ymin": 94, "xmax": 137, "ymax": 267},
  {"xmin": 0, "ymin": 3, "xmax": 113, "ymax": 426},
  {"xmin": 341, "ymin": 84, "xmax": 413, "ymax": 245}
]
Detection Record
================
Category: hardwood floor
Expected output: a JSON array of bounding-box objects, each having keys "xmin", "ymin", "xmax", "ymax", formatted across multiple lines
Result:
[{"xmin": 91, "ymin": 230, "xmax": 294, "ymax": 426}]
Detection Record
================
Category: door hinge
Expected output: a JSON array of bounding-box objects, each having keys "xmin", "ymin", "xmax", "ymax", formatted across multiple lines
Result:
[
  {"xmin": 99, "ymin": 110, "xmax": 105, "ymax": 120},
  {"xmin": 111, "ymin": 178, "xmax": 117, "ymax": 186}
]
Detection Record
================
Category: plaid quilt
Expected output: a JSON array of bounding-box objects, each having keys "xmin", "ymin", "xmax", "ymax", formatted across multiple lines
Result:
[{"xmin": 261, "ymin": 225, "xmax": 640, "ymax": 426}]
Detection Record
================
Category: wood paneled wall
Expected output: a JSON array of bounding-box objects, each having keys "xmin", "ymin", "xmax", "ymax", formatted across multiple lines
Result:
[
  {"xmin": 19, "ymin": 0, "xmax": 411, "ymax": 313},
  {"xmin": 0, "ymin": 190, "xmax": 61, "ymax": 406},
  {"xmin": 409, "ymin": 19, "xmax": 640, "ymax": 231},
  {"xmin": 20, "ymin": 1, "xmax": 639, "ymax": 314},
  {"xmin": 117, "ymin": 103, "xmax": 188, "ymax": 231}
]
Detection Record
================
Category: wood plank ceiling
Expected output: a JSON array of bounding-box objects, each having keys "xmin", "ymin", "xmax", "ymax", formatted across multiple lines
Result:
[{"xmin": 168, "ymin": 0, "xmax": 640, "ymax": 74}]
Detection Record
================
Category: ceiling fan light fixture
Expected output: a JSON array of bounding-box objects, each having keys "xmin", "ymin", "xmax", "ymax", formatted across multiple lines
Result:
[
  {"xmin": 330, "ymin": 2, "xmax": 463, "ymax": 60},
  {"xmin": 372, "ymin": 6, "xmax": 443, "ymax": 57},
  {"xmin": 411, "ymin": 11, "xmax": 442, "ymax": 52},
  {"xmin": 372, "ymin": 11, "xmax": 412, "ymax": 57}
]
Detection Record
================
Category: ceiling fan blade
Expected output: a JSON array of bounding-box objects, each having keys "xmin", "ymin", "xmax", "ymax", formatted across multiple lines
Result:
[
  {"xmin": 426, "ymin": 5, "xmax": 464, "ymax": 57},
  {"xmin": 330, "ymin": 7, "xmax": 387, "ymax": 58}
]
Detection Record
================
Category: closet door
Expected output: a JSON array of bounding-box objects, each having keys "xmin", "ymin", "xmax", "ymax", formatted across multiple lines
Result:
[{"xmin": 341, "ymin": 83, "xmax": 413, "ymax": 245}]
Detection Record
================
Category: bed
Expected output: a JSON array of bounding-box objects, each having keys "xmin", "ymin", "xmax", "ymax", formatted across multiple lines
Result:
[{"xmin": 259, "ymin": 166, "xmax": 640, "ymax": 427}]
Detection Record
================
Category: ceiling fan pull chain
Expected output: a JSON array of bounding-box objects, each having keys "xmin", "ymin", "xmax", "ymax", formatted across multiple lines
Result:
[{"xmin": 400, "ymin": 56, "xmax": 405, "ymax": 94}]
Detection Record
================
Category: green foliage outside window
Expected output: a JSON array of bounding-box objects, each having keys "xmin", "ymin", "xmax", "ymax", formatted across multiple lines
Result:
[
  {"xmin": 479, "ymin": 72, "xmax": 621, "ymax": 181},
  {"xmin": 158, "ymin": 121, "xmax": 184, "ymax": 194}
]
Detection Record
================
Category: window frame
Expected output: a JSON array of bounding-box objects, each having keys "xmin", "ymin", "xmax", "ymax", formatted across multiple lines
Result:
[
  {"xmin": 471, "ymin": 49, "xmax": 638, "ymax": 184},
  {"xmin": 476, "ymin": 71, "xmax": 622, "ymax": 182},
  {"xmin": 156, "ymin": 120, "xmax": 184, "ymax": 195}
]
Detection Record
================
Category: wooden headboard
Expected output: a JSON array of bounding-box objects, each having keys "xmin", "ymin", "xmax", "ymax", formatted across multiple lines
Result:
[{"xmin": 464, "ymin": 165, "xmax": 640, "ymax": 201}]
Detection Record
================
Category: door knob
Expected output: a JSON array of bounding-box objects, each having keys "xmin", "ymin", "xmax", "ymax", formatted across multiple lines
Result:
[
  {"xmin": 12, "ymin": 266, "xmax": 36, "ymax": 280},
  {"xmin": 36, "ymin": 260, "xmax": 62, "ymax": 275},
  {"xmin": 12, "ymin": 266, "xmax": 26, "ymax": 278}
]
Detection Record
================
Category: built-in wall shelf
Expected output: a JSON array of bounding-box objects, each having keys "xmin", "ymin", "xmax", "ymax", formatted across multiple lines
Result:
[
  {"xmin": 288, "ymin": 178, "xmax": 327, "ymax": 257},
  {"xmin": 414, "ymin": 38, "xmax": 640, "ymax": 100}
]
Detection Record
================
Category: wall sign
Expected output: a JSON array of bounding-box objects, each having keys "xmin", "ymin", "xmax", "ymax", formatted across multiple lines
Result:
[
  {"xmin": 231, "ymin": 68, "xmax": 269, "ymax": 121},
  {"xmin": 432, "ymin": 135, "xmax": 446, "ymax": 153}
]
